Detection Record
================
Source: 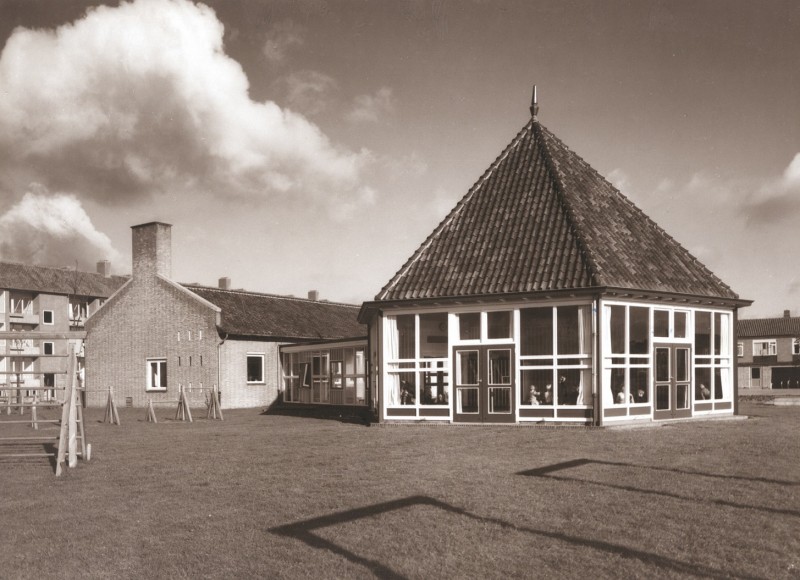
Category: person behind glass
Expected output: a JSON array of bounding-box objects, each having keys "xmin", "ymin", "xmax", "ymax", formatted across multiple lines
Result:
[
  {"xmin": 543, "ymin": 383, "xmax": 553, "ymax": 405},
  {"xmin": 558, "ymin": 374, "xmax": 579, "ymax": 405},
  {"xmin": 616, "ymin": 386, "xmax": 633, "ymax": 404},
  {"xmin": 634, "ymin": 387, "xmax": 647, "ymax": 403},
  {"xmin": 400, "ymin": 381, "xmax": 414, "ymax": 405},
  {"xmin": 528, "ymin": 384, "xmax": 541, "ymax": 406},
  {"xmin": 699, "ymin": 383, "xmax": 711, "ymax": 400}
]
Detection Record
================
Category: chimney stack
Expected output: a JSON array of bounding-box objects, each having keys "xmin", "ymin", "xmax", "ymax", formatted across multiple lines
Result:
[
  {"xmin": 784, "ymin": 309, "xmax": 791, "ymax": 318},
  {"xmin": 131, "ymin": 222, "xmax": 172, "ymax": 279},
  {"xmin": 219, "ymin": 277, "xmax": 231, "ymax": 290},
  {"xmin": 96, "ymin": 260, "xmax": 111, "ymax": 277},
  {"xmin": 308, "ymin": 290, "xmax": 319, "ymax": 301}
]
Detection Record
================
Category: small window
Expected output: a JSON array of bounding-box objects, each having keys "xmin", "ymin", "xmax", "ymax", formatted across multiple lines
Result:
[
  {"xmin": 793, "ymin": 339, "xmax": 800, "ymax": 356},
  {"xmin": 458, "ymin": 313, "xmax": 481, "ymax": 341},
  {"xmin": 653, "ymin": 310, "xmax": 669, "ymax": 338},
  {"xmin": 247, "ymin": 354, "xmax": 265, "ymax": 383},
  {"xmin": 751, "ymin": 367, "xmax": 760, "ymax": 380},
  {"xmin": 43, "ymin": 341, "xmax": 54, "ymax": 356},
  {"xmin": 737, "ymin": 342, "xmax": 744, "ymax": 357},
  {"xmin": 752, "ymin": 340, "xmax": 776, "ymax": 356},
  {"xmin": 147, "ymin": 359, "xmax": 167, "ymax": 391},
  {"xmin": 487, "ymin": 311, "xmax": 512, "ymax": 339},
  {"xmin": 198, "ymin": 330, "xmax": 203, "ymax": 341},
  {"xmin": 42, "ymin": 310, "xmax": 54, "ymax": 325}
]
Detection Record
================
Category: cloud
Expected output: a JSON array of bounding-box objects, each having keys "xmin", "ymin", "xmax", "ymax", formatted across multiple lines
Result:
[
  {"xmin": 262, "ymin": 20, "xmax": 305, "ymax": 65},
  {"xmin": 742, "ymin": 153, "xmax": 800, "ymax": 225},
  {"xmin": 347, "ymin": 87, "xmax": 396, "ymax": 124},
  {"xmin": 0, "ymin": 0, "xmax": 373, "ymax": 214},
  {"xmin": 0, "ymin": 186, "xmax": 120, "ymax": 268},
  {"xmin": 607, "ymin": 168, "xmax": 631, "ymax": 194},
  {"xmin": 273, "ymin": 70, "xmax": 338, "ymax": 117}
]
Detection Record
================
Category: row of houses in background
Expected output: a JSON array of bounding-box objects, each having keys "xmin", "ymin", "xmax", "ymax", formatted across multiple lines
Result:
[{"xmin": 1, "ymin": 95, "xmax": 795, "ymax": 423}]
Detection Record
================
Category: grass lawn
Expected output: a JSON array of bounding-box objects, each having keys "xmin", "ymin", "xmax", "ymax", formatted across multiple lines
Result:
[{"xmin": 1, "ymin": 401, "xmax": 799, "ymax": 579}]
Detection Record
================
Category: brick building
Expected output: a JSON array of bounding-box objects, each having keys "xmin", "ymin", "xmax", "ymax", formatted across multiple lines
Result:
[
  {"xmin": 0, "ymin": 261, "xmax": 126, "ymax": 398},
  {"xmin": 85, "ymin": 222, "xmax": 364, "ymax": 409},
  {"xmin": 737, "ymin": 311, "xmax": 800, "ymax": 389}
]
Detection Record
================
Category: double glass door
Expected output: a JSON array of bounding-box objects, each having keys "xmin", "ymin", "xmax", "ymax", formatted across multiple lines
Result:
[
  {"xmin": 653, "ymin": 343, "xmax": 692, "ymax": 420},
  {"xmin": 453, "ymin": 346, "xmax": 515, "ymax": 423}
]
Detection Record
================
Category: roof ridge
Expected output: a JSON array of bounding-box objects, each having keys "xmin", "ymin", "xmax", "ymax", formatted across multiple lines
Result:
[
  {"xmin": 532, "ymin": 121, "xmax": 603, "ymax": 286},
  {"xmin": 375, "ymin": 121, "xmax": 534, "ymax": 301},
  {"xmin": 0, "ymin": 259, "xmax": 127, "ymax": 280},
  {"xmin": 184, "ymin": 284, "xmax": 361, "ymax": 308}
]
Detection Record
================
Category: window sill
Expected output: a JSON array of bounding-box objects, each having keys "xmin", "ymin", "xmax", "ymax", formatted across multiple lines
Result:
[{"xmin": 146, "ymin": 388, "xmax": 167, "ymax": 392}]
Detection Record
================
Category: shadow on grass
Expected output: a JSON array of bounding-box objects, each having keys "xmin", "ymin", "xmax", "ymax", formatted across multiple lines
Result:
[
  {"xmin": 519, "ymin": 459, "xmax": 800, "ymax": 518},
  {"xmin": 270, "ymin": 495, "xmax": 766, "ymax": 580}
]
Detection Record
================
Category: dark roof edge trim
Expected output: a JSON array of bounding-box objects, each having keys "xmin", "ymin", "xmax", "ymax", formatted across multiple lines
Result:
[{"xmin": 359, "ymin": 286, "xmax": 752, "ymax": 323}]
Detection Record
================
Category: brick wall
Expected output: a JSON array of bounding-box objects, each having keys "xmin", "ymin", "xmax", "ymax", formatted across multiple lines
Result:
[
  {"xmin": 85, "ymin": 276, "xmax": 219, "ymax": 408},
  {"xmin": 218, "ymin": 339, "xmax": 280, "ymax": 409}
]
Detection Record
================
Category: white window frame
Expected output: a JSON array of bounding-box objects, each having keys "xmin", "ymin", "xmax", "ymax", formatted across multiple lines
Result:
[
  {"xmin": 146, "ymin": 358, "xmax": 167, "ymax": 391},
  {"xmin": 42, "ymin": 310, "xmax": 54, "ymax": 325},
  {"xmin": 247, "ymin": 353, "xmax": 265, "ymax": 384},
  {"xmin": 793, "ymin": 339, "xmax": 800, "ymax": 356},
  {"xmin": 43, "ymin": 341, "xmax": 55, "ymax": 356},
  {"xmin": 737, "ymin": 342, "xmax": 744, "ymax": 357},
  {"xmin": 752, "ymin": 340, "xmax": 777, "ymax": 357}
]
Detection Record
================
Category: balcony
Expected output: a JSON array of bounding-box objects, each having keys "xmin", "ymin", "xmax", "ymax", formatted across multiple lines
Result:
[
  {"xmin": 7, "ymin": 339, "xmax": 40, "ymax": 356},
  {"xmin": 8, "ymin": 310, "xmax": 39, "ymax": 325}
]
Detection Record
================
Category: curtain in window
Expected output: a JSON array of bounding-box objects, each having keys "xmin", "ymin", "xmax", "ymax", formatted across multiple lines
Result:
[
  {"xmin": 718, "ymin": 367, "xmax": 730, "ymax": 400},
  {"xmin": 602, "ymin": 305, "xmax": 614, "ymax": 407},
  {"xmin": 386, "ymin": 317, "xmax": 400, "ymax": 406},
  {"xmin": 719, "ymin": 313, "xmax": 730, "ymax": 357}
]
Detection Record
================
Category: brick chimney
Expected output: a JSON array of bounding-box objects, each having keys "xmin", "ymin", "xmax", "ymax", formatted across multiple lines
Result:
[
  {"xmin": 131, "ymin": 222, "xmax": 172, "ymax": 279},
  {"xmin": 96, "ymin": 260, "xmax": 111, "ymax": 277},
  {"xmin": 785, "ymin": 309, "xmax": 791, "ymax": 318},
  {"xmin": 219, "ymin": 277, "xmax": 231, "ymax": 290},
  {"xmin": 308, "ymin": 290, "xmax": 319, "ymax": 301}
]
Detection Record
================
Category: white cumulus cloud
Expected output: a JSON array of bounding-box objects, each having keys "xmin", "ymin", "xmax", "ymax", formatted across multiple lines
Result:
[
  {"xmin": 347, "ymin": 87, "xmax": 396, "ymax": 124},
  {"xmin": 0, "ymin": 0, "xmax": 373, "ymax": 213},
  {"xmin": 0, "ymin": 187, "xmax": 120, "ymax": 269}
]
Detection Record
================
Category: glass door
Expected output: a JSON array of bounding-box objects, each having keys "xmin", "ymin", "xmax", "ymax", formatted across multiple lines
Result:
[
  {"xmin": 653, "ymin": 343, "xmax": 692, "ymax": 420},
  {"xmin": 453, "ymin": 346, "xmax": 516, "ymax": 423}
]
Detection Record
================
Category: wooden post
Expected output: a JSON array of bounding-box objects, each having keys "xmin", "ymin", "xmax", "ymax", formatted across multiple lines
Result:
[
  {"xmin": 146, "ymin": 399, "xmax": 157, "ymax": 423},
  {"xmin": 31, "ymin": 392, "xmax": 39, "ymax": 430},
  {"xmin": 104, "ymin": 387, "xmax": 120, "ymax": 425}
]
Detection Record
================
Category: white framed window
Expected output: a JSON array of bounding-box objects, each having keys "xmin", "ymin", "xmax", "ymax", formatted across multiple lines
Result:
[
  {"xmin": 752, "ymin": 340, "xmax": 777, "ymax": 356},
  {"xmin": 43, "ymin": 341, "xmax": 54, "ymax": 356},
  {"xmin": 793, "ymin": 339, "xmax": 800, "ymax": 355},
  {"xmin": 247, "ymin": 354, "xmax": 265, "ymax": 384},
  {"xmin": 147, "ymin": 359, "xmax": 167, "ymax": 391},
  {"xmin": 737, "ymin": 342, "xmax": 744, "ymax": 357},
  {"xmin": 42, "ymin": 310, "xmax": 54, "ymax": 325}
]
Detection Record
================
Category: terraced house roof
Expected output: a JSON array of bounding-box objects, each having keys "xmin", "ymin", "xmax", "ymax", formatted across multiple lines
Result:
[
  {"xmin": 186, "ymin": 285, "xmax": 365, "ymax": 340},
  {"xmin": 375, "ymin": 116, "xmax": 739, "ymax": 302},
  {"xmin": 738, "ymin": 317, "xmax": 800, "ymax": 338},
  {"xmin": 0, "ymin": 261, "xmax": 128, "ymax": 297}
]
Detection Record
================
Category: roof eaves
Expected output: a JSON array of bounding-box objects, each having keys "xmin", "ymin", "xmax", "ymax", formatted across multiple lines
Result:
[{"xmin": 158, "ymin": 276, "xmax": 221, "ymax": 313}]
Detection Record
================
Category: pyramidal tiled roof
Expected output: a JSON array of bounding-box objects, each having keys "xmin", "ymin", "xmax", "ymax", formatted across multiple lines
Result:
[
  {"xmin": 186, "ymin": 285, "xmax": 365, "ymax": 340},
  {"xmin": 376, "ymin": 118, "xmax": 738, "ymax": 302},
  {"xmin": 0, "ymin": 260, "xmax": 128, "ymax": 297}
]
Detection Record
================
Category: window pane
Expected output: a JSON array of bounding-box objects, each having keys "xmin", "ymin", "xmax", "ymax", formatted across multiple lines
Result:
[
  {"xmin": 714, "ymin": 368, "xmax": 723, "ymax": 399},
  {"xmin": 695, "ymin": 311, "xmax": 711, "ymax": 355},
  {"xmin": 521, "ymin": 369, "xmax": 554, "ymax": 405},
  {"xmin": 399, "ymin": 372, "xmax": 416, "ymax": 405},
  {"xmin": 420, "ymin": 313, "xmax": 448, "ymax": 357},
  {"xmin": 611, "ymin": 368, "xmax": 626, "ymax": 405},
  {"xmin": 629, "ymin": 307, "xmax": 649, "ymax": 354},
  {"xmin": 397, "ymin": 315, "xmax": 415, "ymax": 358},
  {"xmin": 655, "ymin": 348, "xmax": 669, "ymax": 382},
  {"xmin": 487, "ymin": 311, "xmax": 512, "ymax": 339},
  {"xmin": 247, "ymin": 356, "xmax": 264, "ymax": 382},
  {"xmin": 676, "ymin": 348, "xmax": 689, "ymax": 382},
  {"xmin": 654, "ymin": 310, "xmax": 669, "ymax": 338},
  {"xmin": 695, "ymin": 367, "xmax": 711, "ymax": 400},
  {"xmin": 656, "ymin": 384, "xmax": 670, "ymax": 410},
  {"xmin": 457, "ymin": 351, "xmax": 479, "ymax": 385},
  {"xmin": 714, "ymin": 313, "xmax": 722, "ymax": 355},
  {"xmin": 610, "ymin": 305, "xmax": 625, "ymax": 354},
  {"xmin": 520, "ymin": 307, "xmax": 552, "ymax": 356},
  {"xmin": 488, "ymin": 350, "xmax": 511, "ymax": 384},
  {"xmin": 557, "ymin": 306, "xmax": 580, "ymax": 355},
  {"xmin": 457, "ymin": 388, "xmax": 479, "ymax": 413},
  {"xmin": 422, "ymin": 364, "xmax": 449, "ymax": 405},
  {"xmin": 675, "ymin": 312, "xmax": 687, "ymax": 338},
  {"xmin": 344, "ymin": 349, "xmax": 355, "ymax": 374},
  {"xmin": 630, "ymin": 368, "xmax": 649, "ymax": 403},
  {"xmin": 489, "ymin": 388, "xmax": 512, "ymax": 413},
  {"xmin": 458, "ymin": 313, "xmax": 480, "ymax": 341},
  {"xmin": 556, "ymin": 370, "xmax": 582, "ymax": 405}
]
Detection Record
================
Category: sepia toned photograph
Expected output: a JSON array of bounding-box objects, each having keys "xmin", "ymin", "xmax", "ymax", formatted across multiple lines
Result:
[{"xmin": 0, "ymin": 1, "xmax": 798, "ymax": 577}]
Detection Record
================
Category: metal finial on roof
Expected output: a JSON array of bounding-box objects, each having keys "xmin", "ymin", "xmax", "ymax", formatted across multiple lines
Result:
[{"xmin": 530, "ymin": 85, "xmax": 539, "ymax": 119}]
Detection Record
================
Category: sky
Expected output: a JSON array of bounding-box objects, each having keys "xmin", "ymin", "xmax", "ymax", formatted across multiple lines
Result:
[{"xmin": 0, "ymin": 0, "xmax": 797, "ymax": 318}]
